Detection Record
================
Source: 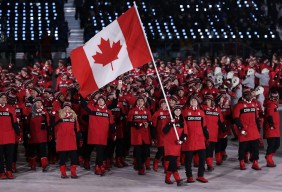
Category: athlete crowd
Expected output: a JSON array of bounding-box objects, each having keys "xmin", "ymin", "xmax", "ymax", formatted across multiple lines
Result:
[{"xmin": 0, "ymin": 54, "xmax": 281, "ymax": 186}]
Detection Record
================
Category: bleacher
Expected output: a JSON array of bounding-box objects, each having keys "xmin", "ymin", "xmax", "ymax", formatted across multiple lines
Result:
[
  {"xmin": 82, "ymin": 0, "xmax": 279, "ymax": 42},
  {"xmin": 0, "ymin": 0, "xmax": 68, "ymax": 54}
]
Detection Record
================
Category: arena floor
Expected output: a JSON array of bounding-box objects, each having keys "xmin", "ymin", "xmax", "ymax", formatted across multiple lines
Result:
[{"xmin": 1, "ymin": 140, "xmax": 282, "ymax": 192}]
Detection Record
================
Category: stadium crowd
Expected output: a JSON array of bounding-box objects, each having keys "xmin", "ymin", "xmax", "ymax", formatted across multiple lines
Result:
[{"xmin": 0, "ymin": 53, "xmax": 281, "ymax": 186}]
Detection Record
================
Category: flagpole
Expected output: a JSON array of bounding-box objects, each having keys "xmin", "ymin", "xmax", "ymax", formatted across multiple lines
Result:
[{"xmin": 133, "ymin": 2, "xmax": 179, "ymax": 141}]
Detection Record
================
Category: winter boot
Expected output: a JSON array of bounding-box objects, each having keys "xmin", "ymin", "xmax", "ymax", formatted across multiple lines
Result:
[
  {"xmin": 221, "ymin": 151, "xmax": 228, "ymax": 161},
  {"xmin": 100, "ymin": 165, "xmax": 107, "ymax": 176},
  {"xmin": 60, "ymin": 165, "xmax": 68, "ymax": 178},
  {"xmin": 196, "ymin": 176, "xmax": 208, "ymax": 183},
  {"xmin": 251, "ymin": 160, "xmax": 261, "ymax": 170},
  {"xmin": 120, "ymin": 157, "xmax": 128, "ymax": 167},
  {"xmin": 206, "ymin": 157, "xmax": 214, "ymax": 171},
  {"xmin": 265, "ymin": 154, "xmax": 276, "ymax": 167},
  {"xmin": 5, "ymin": 171, "xmax": 14, "ymax": 179},
  {"xmin": 41, "ymin": 157, "xmax": 48, "ymax": 172},
  {"xmin": 106, "ymin": 158, "xmax": 112, "ymax": 169},
  {"xmin": 103, "ymin": 161, "xmax": 110, "ymax": 172},
  {"xmin": 240, "ymin": 160, "xmax": 246, "ymax": 170},
  {"xmin": 163, "ymin": 161, "xmax": 169, "ymax": 173},
  {"xmin": 138, "ymin": 165, "xmax": 146, "ymax": 175},
  {"xmin": 153, "ymin": 159, "xmax": 158, "ymax": 171},
  {"xmin": 30, "ymin": 157, "xmax": 37, "ymax": 170},
  {"xmin": 145, "ymin": 157, "xmax": 151, "ymax": 170},
  {"xmin": 165, "ymin": 171, "xmax": 173, "ymax": 184},
  {"xmin": 78, "ymin": 156, "xmax": 84, "ymax": 167},
  {"xmin": 12, "ymin": 162, "xmax": 17, "ymax": 173},
  {"xmin": 173, "ymin": 171, "xmax": 186, "ymax": 186},
  {"xmin": 187, "ymin": 176, "xmax": 195, "ymax": 183},
  {"xmin": 215, "ymin": 152, "xmax": 223, "ymax": 165},
  {"xmin": 70, "ymin": 165, "xmax": 78, "ymax": 178},
  {"xmin": 94, "ymin": 165, "xmax": 101, "ymax": 175},
  {"xmin": 0, "ymin": 172, "xmax": 7, "ymax": 179},
  {"xmin": 115, "ymin": 157, "xmax": 123, "ymax": 168},
  {"xmin": 83, "ymin": 158, "xmax": 90, "ymax": 170}
]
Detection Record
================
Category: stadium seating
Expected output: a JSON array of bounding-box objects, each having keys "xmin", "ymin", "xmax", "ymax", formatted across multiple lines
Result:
[
  {"xmin": 0, "ymin": 0, "xmax": 68, "ymax": 52},
  {"xmin": 82, "ymin": 0, "xmax": 279, "ymax": 42}
]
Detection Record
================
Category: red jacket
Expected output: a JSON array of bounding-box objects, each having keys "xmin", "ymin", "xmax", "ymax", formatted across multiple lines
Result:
[
  {"xmin": 263, "ymin": 100, "xmax": 280, "ymax": 138},
  {"xmin": 163, "ymin": 117, "xmax": 187, "ymax": 156},
  {"xmin": 56, "ymin": 79, "xmax": 71, "ymax": 97},
  {"xmin": 233, "ymin": 100, "xmax": 260, "ymax": 142},
  {"xmin": 127, "ymin": 106, "xmax": 152, "ymax": 145},
  {"xmin": 152, "ymin": 109, "xmax": 170, "ymax": 147},
  {"xmin": 0, "ymin": 104, "xmax": 17, "ymax": 144},
  {"xmin": 55, "ymin": 117, "xmax": 80, "ymax": 152},
  {"xmin": 201, "ymin": 105, "xmax": 223, "ymax": 142},
  {"xmin": 182, "ymin": 107, "xmax": 207, "ymax": 151},
  {"xmin": 86, "ymin": 104, "xmax": 114, "ymax": 145},
  {"xmin": 28, "ymin": 109, "xmax": 50, "ymax": 144},
  {"xmin": 200, "ymin": 86, "xmax": 219, "ymax": 98},
  {"xmin": 218, "ymin": 100, "xmax": 232, "ymax": 138}
]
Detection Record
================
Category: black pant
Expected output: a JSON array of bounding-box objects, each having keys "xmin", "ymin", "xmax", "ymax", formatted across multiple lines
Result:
[
  {"xmin": 13, "ymin": 144, "xmax": 18, "ymax": 162},
  {"xmin": 78, "ymin": 131, "xmax": 88, "ymax": 157},
  {"xmin": 206, "ymin": 142, "xmax": 216, "ymax": 158},
  {"xmin": 105, "ymin": 139, "xmax": 115, "ymax": 160},
  {"xmin": 166, "ymin": 156, "xmax": 177, "ymax": 172},
  {"xmin": 215, "ymin": 138, "xmax": 228, "ymax": 153},
  {"xmin": 83, "ymin": 144, "xmax": 106, "ymax": 166},
  {"xmin": 184, "ymin": 150, "xmax": 206, "ymax": 177},
  {"xmin": 115, "ymin": 138, "xmax": 126, "ymax": 157},
  {"xmin": 238, "ymin": 140, "xmax": 259, "ymax": 161},
  {"xmin": 48, "ymin": 139, "xmax": 56, "ymax": 157},
  {"xmin": 28, "ymin": 143, "xmax": 47, "ymax": 158},
  {"xmin": 155, "ymin": 147, "xmax": 164, "ymax": 160},
  {"xmin": 266, "ymin": 137, "xmax": 280, "ymax": 155},
  {"xmin": 59, "ymin": 150, "xmax": 78, "ymax": 166},
  {"xmin": 134, "ymin": 144, "xmax": 150, "ymax": 170},
  {"xmin": 0, "ymin": 144, "xmax": 15, "ymax": 173}
]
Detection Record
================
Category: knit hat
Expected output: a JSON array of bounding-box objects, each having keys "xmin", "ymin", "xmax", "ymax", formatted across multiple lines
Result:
[
  {"xmin": 54, "ymin": 91, "xmax": 63, "ymax": 100},
  {"xmin": 204, "ymin": 94, "xmax": 214, "ymax": 101},
  {"xmin": 63, "ymin": 102, "xmax": 72, "ymax": 108},
  {"xmin": 34, "ymin": 97, "xmax": 42, "ymax": 103}
]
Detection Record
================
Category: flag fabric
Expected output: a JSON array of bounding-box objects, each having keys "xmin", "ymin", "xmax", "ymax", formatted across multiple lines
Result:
[{"xmin": 70, "ymin": 6, "xmax": 152, "ymax": 97}]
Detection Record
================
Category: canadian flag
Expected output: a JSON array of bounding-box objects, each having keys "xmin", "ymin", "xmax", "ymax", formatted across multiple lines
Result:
[{"xmin": 70, "ymin": 6, "xmax": 152, "ymax": 97}]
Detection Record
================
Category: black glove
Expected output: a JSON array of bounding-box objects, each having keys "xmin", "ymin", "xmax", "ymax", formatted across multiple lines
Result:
[
  {"xmin": 233, "ymin": 118, "xmax": 243, "ymax": 129},
  {"xmin": 219, "ymin": 121, "xmax": 227, "ymax": 132},
  {"xmin": 13, "ymin": 123, "xmax": 20, "ymax": 136}
]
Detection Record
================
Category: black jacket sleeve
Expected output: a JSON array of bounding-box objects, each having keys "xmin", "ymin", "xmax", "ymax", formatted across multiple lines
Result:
[
  {"xmin": 162, "ymin": 123, "xmax": 173, "ymax": 134},
  {"xmin": 202, "ymin": 126, "xmax": 209, "ymax": 139},
  {"xmin": 233, "ymin": 118, "xmax": 243, "ymax": 129}
]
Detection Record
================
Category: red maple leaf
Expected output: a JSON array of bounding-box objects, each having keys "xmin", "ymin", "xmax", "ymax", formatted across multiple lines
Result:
[{"xmin": 92, "ymin": 38, "xmax": 122, "ymax": 71}]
